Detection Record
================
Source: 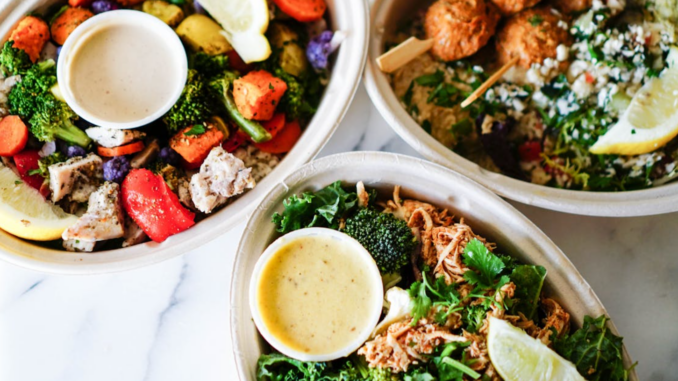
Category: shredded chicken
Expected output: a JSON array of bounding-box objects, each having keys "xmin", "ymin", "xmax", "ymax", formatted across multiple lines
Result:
[
  {"xmin": 359, "ymin": 318, "xmax": 467, "ymax": 372},
  {"xmin": 537, "ymin": 297, "xmax": 571, "ymax": 344},
  {"xmin": 431, "ymin": 221, "xmax": 495, "ymax": 284}
]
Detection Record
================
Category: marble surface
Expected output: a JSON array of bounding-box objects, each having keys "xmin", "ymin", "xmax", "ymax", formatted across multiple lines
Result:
[{"xmin": 1, "ymin": 84, "xmax": 677, "ymax": 381}]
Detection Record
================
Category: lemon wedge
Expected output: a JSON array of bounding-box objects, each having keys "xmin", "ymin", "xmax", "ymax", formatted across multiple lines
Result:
[
  {"xmin": 487, "ymin": 317, "xmax": 585, "ymax": 381},
  {"xmin": 589, "ymin": 47, "xmax": 678, "ymax": 155},
  {"xmin": 197, "ymin": 0, "xmax": 271, "ymax": 63},
  {"xmin": 0, "ymin": 166, "xmax": 78, "ymax": 241}
]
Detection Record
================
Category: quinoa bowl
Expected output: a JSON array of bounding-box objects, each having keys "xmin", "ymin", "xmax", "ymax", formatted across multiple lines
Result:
[
  {"xmin": 0, "ymin": 0, "xmax": 368, "ymax": 274},
  {"xmin": 364, "ymin": 0, "xmax": 678, "ymax": 216},
  {"xmin": 231, "ymin": 152, "xmax": 638, "ymax": 381}
]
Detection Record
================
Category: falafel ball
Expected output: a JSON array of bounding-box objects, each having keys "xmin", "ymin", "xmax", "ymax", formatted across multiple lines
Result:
[
  {"xmin": 425, "ymin": 0, "xmax": 501, "ymax": 62},
  {"xmin": 496, "ymin": 6, "xmax": 572, "ymax": 68},
  {"xmin": 549, "ymin": 0, "xmax": 591, "ymax": 14},
  {"xmin": 490, "ymin": 0, "xmax": 542, "ymax": 15}
]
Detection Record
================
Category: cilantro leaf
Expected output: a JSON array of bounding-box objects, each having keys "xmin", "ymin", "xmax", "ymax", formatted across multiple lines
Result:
[
  {"xmin": 408, "ymin": 280, "xmax": 432, "ymax": 325},
  {"xmin": 553, "ymin": 315, "xmax": 633, "ymax": 381},
  {"xmin": 462, "ymin": 239, "xmax": 505, "ymax": 288},
  {"xmin": 272, "ymin": 181, "xmax": 358, "ymax": 233}
]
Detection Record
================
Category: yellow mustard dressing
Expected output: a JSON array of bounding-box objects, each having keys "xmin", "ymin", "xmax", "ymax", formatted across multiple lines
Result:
[
  {"xmin": 68, "ymin": 23, "xmax": 180, "ymax": 123},
  {"xmin": 257, "ymin": 235, "xmax": 379, "ymax": 355}
]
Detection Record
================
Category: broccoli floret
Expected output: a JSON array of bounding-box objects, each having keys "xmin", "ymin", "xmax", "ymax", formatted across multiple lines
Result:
[
  {"xmin": 149, "ymin": 162, "xmax": 185, "ymax": 191},
  {"xmin": 191, "ymin": 52, "xmax": 229, "ymax": 78},
  {"xmin": 0, "ymin": 40, "xmax": 32, "ymax": 76},
  {"xmin": 273, "ymin": 67, "xmax": 323, "ymax": 122},
  {"xmin": 29, "ymin": 152, "xmax": 67, "ymax": 180},
  {"xmin": 8, "ymin": 59, "xmax": 57, "ymax": 119},
  {"xmin": 343, "ymin": 208, "xmax": 417, "ymax": 274},
  {"xmin": 208, "ymin": 72, "xmax": 272, "ymax": 143},
  {"xmin": 29, "ymin": 95, "xmax": 92, "ymax": 147},
  {"xmin": 162, "ymin": 69, "xmax": 214, "ymax": 133}
]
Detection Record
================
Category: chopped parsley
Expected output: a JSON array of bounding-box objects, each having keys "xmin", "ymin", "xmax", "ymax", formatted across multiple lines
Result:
[{"xmin": 528, "ymin": 15, "xmax": 543, "ymax": 26}]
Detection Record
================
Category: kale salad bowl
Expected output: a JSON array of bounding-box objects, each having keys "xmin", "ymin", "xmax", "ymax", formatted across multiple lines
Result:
[
  {"xmin": 231, "ymin": 152, "xmax": 638, "ymax": 381},
  {"xmin": 0, "ymin": 0, "xmax": 367, "ymax": 273},
  {"xmin": 364, "ymin": 0, "xmax": 678, "ymax": 216}
]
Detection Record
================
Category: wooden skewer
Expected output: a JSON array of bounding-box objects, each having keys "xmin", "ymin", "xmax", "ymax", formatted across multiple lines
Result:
[
  {"xmin": 376, "ymin": 37, "xmax": 434, "ymax": 73},
  {"xmin": 461, "ymin": 56, "xmax": 520, "ymax": 108}
]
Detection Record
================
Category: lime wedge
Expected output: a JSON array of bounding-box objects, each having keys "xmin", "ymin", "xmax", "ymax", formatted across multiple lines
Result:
[
  {"xmin": 0, "ymin": 166, "xmax": 78, "ymax": 241},
  {"xmin": 589, "ymin": 46, "xmax": 678, "ymax": 155},
  {"xmin": 197, "ymin": 0, "xmax": 271, "ymax": 63},
  {"xmin": 487, "ymin": 317, "xmax": 585, "ymax": 381}
]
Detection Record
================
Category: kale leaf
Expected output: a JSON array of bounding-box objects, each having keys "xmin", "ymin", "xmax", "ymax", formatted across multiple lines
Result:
[
  {"xmin": 509, "ymin": 265, "xmax": 547, "ymax": 321},
  {"xmin": 272, "ymin": 181, "xmax": 358, "ymax": 233},
  {"xmin": 553, "ymin": 315, "xmax": 633, "ymax": 381}
]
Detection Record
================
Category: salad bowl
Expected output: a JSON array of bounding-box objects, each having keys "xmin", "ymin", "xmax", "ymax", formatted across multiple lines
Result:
[
  {"xmin": 230, "ymin": 151, "xmax": 638, "ymax": 380},
  {"xmin": 363, "ymin": 0, "xmax": 678, "ymax": 217},
  {"xmin": 0, "ymin": 0, "xmax": 368, "ymax": 274}
]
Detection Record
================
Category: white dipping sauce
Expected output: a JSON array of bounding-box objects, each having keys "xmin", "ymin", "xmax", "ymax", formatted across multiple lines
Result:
[{"xmin": 68, "ymin": 23, "xmax": 181, "ymax": 123}]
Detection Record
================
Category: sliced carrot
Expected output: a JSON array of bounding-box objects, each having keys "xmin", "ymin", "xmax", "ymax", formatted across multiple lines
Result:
[
  {"xmin": 0, "ymin": 116, "xmax": 29, "ymax": 157},
  {"xmin": 272, "ymin": 0, "xmax": 327, "ymax": 22},
  {"xmin": 233, "ymin": 70, "xmax": 287, "ymax": 121},
  {"xmin": 262, "ymin": 113, "xmax": 286, "ymax": 139},
  {"xmin": 255, "ymin": 120, "xmax": 301, "ymax": 154},
  {"xmin": 9, "ymin": 16, "xmax": 50, "ymax": 62},
  {"xmin": 97, "ymin": 141, "xmax": 145, "ymax": 157},
  {"xmin": 170, "ymin": 124, "xmax": 225, "ymax": 164},
  {"xmin": 51, "ymin": 7, "xmax": 93, "ymax": 45}
]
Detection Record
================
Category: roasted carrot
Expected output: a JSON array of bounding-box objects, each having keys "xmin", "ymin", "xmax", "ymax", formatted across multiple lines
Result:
[
  {"xmin": 9, "ymin": 16, "xmax": 50, "ymax": 62},
  {"xmin": 273, "ymin": 0, "xmax": 327, "ymax": 22},
  {"xmin": 262, "ymin": 113, "xmax": 286, "ymax": 139},
  {"xmin": 51, "ymin": 7, "xmax": 94, "ymax": 45},
  {"xmin": 255, "ymin": 120, "xmax": 302, "ymax": 154},
  {"xmin": 97, "ymin": 141, "xmax": 145, "ymax": 157},
  {"xmin": 68, "ymin": 0, "xmax": 93, "ymax": 6},
  {"xmin": 233, "ymin": 70, "xmax": 287, "ymax": 121},
  {"xmin": 0, "ymin": 116, "xmax": 29, "ymax": 157},
  {"xmin": 170, "ymin": 123, "xmax": 225, "ymax": 164}
]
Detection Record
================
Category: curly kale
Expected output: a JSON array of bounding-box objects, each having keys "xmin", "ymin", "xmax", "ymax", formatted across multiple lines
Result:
[
  {"xmin": 0, "ymin": 40, "xmax": 32, "ymax": 76},
  {"xmin": 256, "ymin": 353, "xmax": 393, "ymax": 381},
  {"xmin": 8, "ymin": 59, "xmax": 57, "ymax": 120},
  {"xmin": 162, "ymin": 69, "xmax": 214, "ymax": 133},
  {"xmin": 343, "ymin": 208, "xmax": 417, "ymax": 274}
]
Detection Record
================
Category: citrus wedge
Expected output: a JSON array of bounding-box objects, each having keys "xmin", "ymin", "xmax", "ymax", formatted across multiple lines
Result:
[
  {"xmin": 0, "ymin": 165, "xmax": 78, "ymax": 241},
  {"xmin": 589, "ymin": 47, "xmax": 678, "ymax": 155},
  {"xmin": 197, "ymin": 0, "xmax": 271, "ymax": 63},
  {"xmin": 487, "ymin": 317, "xmax": 585, "ymax": 381}
]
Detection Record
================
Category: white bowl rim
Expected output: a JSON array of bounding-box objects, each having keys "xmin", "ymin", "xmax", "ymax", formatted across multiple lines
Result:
[
  {"xmin": 230, "ymin": 151, "xmax": 637, "ymax": 381},
  {"xmin": 0, "ymin": 0, "xmax": 369, "ymax": 274},
  {"xmin": 248, "ymin": 227, "xmax": 384, "ymax": 363},
  {"xmin": 56, "ymin": 10, "xmax": 188, "ymax": 130},
  {"xmin": 363, "ymin": 0, "xmax": 678, "ymax": 217}
]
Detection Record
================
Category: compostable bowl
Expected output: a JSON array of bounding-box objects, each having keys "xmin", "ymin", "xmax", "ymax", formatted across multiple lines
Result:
[
  {"xmin": 363, "ymin": 0, "xmax": 678, "ymax": 217},
  {"xmin": 0, "ymin": 0, "xmax": 368, "ymax": 274},
  {"xmin": 230, "ymin": 151, "xmax": 638, "ymax": 380}
]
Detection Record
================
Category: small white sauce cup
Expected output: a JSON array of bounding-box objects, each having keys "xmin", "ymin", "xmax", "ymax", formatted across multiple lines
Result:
[
  {"xmin": 56, "ymin": 10, "xmax": 187, "ymax": 130},
  {"xmin": 249, "ymin": 227, "xmax": 384, "ymax": 362}
]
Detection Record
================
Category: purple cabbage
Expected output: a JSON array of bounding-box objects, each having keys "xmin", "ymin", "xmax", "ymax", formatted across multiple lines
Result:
[
  {"xmin": 475, "ymin": 114, "xmax": 526, "ymax": 181},
  {"xmin": 103, "ymin": 156, "xmax": 131, "ymax": 184},
  {"xmin": 306, "ymin": 30, "xmax": 334, "ymax": 70}
]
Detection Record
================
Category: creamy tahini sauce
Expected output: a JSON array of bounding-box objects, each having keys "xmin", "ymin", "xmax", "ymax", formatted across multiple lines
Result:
[
  {"xmin": 68, "ymin": 24, "xmax": 180, "ymax": 123},
  {"xmin": 257, "ymin": 235, "xmax": 378, "ymax": 355}
]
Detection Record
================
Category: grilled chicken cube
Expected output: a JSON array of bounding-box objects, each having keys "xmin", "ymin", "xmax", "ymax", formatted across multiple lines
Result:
[
  {"xmin": 48, "ymin": 153, "xmax": 103, "ymax": 203},
  {"xmin": 189, "ymin": 146, "xmax": 255, "ymax": 214},
  {"xmin": 62, "ymin": 239, "xmax": 97, "ymax": 252},
  {"xmin": 122, "ymin": 217, "xmax": 147, "ymax": 248},
  {"xmin": 85, "ymin": 127, "xmax": 146, "ymax": 148},
  {"xmin": 62, "ymin": 182, "xmax": 126, "ymax": 244}
]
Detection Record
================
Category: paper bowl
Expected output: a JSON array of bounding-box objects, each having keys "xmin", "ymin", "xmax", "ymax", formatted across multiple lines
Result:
[
  {"xmin": 230, "ymin": 151, "xmax": 637, "ymax": 380},
  {"xmin": 0, "ymin": 0, "xmax": 368, "ymax": 274},
  {"xmin": 363, "ymin": 0, "xmax": 678, "ymax": 217}
]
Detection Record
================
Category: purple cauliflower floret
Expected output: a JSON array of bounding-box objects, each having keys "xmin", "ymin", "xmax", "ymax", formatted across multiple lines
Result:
[
  {"xmin": 66, "ymin": 145, "xmax": 87, "ymax": 158},
  {"xmin": 193, "ymin": 0, "xmax": 207, "ymax": 14},
  {"xmin": 103, "ymin": 156, "xmax": 131, "ymax": 184},
  {"xmin": 91, "ymin": 0, "xmax": 119, "ymax": 14},
  {"xmin": 159, "ymin": 146, "xmax": 180, "ymax": 165},
  {"xmin": 306, "ymin": 30, "xmax": 334, "ymax": 70}
]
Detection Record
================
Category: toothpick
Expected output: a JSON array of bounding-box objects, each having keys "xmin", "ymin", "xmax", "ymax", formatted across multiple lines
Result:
[
  {"xmin": 376, "ymin": 37, "xmax": 434, "ymax": 74},
  {"xmin": 461, "ymin": 56, "xmax": 520, "ymax": 108}
]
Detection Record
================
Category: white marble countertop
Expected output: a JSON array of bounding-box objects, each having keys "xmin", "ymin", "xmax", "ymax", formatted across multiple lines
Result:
[{"xmin": 1, "ymin": 84, "xmax": 676, "ymax": 381}]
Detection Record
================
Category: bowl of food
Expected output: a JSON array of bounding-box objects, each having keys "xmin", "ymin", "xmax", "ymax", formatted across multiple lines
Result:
[
  {"xmin": 231, "ymin": 151, "xmax": 637, "ymax": 381},
  {"xmin": 0, "ymin": 0, "xmax": 368, "ymax": 273},
  {"xmin": 364, "ymin": 0, "xmax": 678, "ymax": 216}
]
